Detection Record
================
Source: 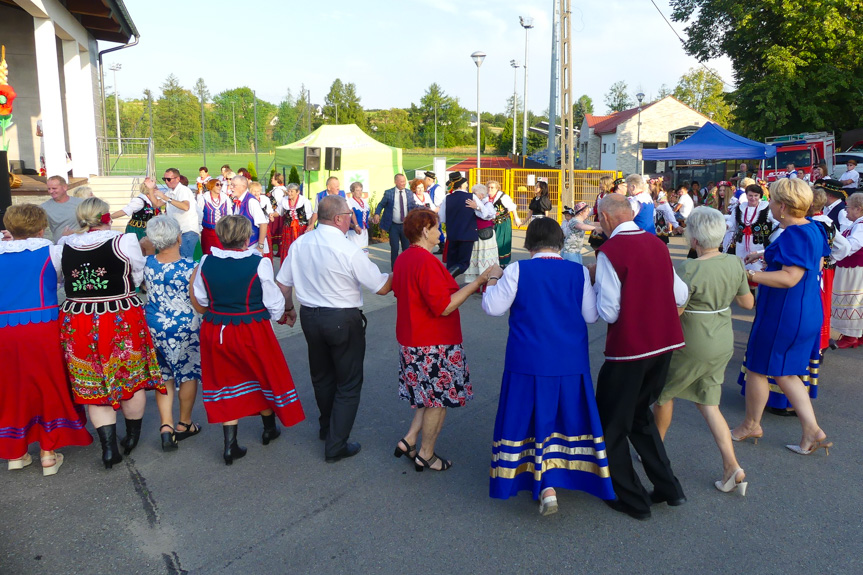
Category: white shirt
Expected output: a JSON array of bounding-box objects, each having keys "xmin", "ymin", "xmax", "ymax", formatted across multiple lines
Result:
[
  {"xmin": 840, "ymin": 169, "xmax": 860, "ymax": 189},
  {"xmin": 258, "ymin": 195, "xmax": 274, "ymax": 216},
  {"xmin": 275, "ymin": 224, "xmax": 389, "ymax": 308},
  {"xmin": 272, "ymin": 186, "xmax": 286, "ymax": 206},
  {"xmin": 278, "ymin": 195, "xmax": 313, "ymax": 217},
  {"xmin": 235, "ymin": 192, "xmax": 270, "ymax": 253},
  {"xmin": 120, "ymin": 194, "xmax": 156, "ymax": 217},
  {"xmin": 437, "ymin": 194, "xmax": 495, "ymax": 224},
  {"xmin": 593, "ymin": 221, "xmax": 689, "ymax": 324},
  {"xmin": 430, "ymin": 183, "xmax": 446, "ymax": 208},
  {"xmin": 192, "ymin": 248, "xmax": 284, "ymax": 320},
  {"xmin": 165, "ymin": 183, "xmax": 199, "ymax": 234},
  {"xmin": 413, "ymin": 193, "xmax": 435, "ymax": 210},
  {"xmin": 482, "ymin": 253, "xmax": 598, "ymax": 323},
  {"xmin": 0, "ymin": 237, "xmax": 64, "ymax": 288},
  {"xmin": 393, "ymin": 188, "xmax": 409, "ymax": 224},
  {"xmin": 627, "ymin": 191, "xmax": 653, "ymax": 217},
  {"xmin": 833, "ymin": 216, "xmax": 863, "ymax": 262},
  {"xmin": 59, "ymin": 230, "xmax": 146, "ymax": 287},
  {"xmin": 656, "ymin": 202, "xmax": 679, "ymax": 229},
  {"xmin": 676, "ymin": 192, "xmax": 695, "ymax": 218},
  {"xmin": 489, "ymin": 191, "xmax": 518, "ymax": 214}
]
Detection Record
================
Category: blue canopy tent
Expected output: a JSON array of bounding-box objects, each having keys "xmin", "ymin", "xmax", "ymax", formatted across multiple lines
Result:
[{"xmin": 643, "ymin": 122, "xmax": 777, "ymax": 161}]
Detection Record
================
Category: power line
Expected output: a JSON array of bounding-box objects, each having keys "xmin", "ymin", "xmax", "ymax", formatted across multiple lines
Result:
[{"xmin": 647, "ymin": 0, "xmax": 734, "ymax": 89}]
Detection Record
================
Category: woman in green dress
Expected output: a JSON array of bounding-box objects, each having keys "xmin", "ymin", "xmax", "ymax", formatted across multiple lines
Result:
[
  {"xmin": 487, "ymin": 180, "xmax": 522, "ymax": 267},
  {"xmin": 110, "ymin": 177, "xmax": 164, "ymax": 241},
  {"xmin": 652, "ymin": 207, "xmax": 755, "ymax": 496}
]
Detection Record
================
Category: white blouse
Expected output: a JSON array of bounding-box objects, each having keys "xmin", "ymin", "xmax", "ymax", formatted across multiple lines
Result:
[
  {"xmin": 59, "ymin": 230, "xmax": 146, "ymax": 286},
  {"xmin": 192, "ymin": 248, "xmax": 285, "ymax": 320}
]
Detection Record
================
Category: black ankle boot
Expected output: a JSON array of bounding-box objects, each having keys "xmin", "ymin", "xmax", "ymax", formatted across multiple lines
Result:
[
  {"xmin": 261, "ymin": 413, "xmax": 281, "ymax": 445},
  {"xmin": 119, "ymin": 418, "xmax": 143, "ymax": 456},
  {"xmin": 223, "ymin": 424, "xmax": 247, "ymax": 465},
  {"xmin": 96, "ymin": 424, "xmax": 123, "ymax": 469}
]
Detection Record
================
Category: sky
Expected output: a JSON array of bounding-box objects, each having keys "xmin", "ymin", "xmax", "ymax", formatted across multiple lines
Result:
[{"xmin": 106, "ymin": 0, "xmax": 734, "ymax": 117}]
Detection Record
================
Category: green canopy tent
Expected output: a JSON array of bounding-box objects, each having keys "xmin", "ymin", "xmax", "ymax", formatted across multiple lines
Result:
[{"xmin": 274, "ymin": 124, "xmax": 404, "ymax": 205}]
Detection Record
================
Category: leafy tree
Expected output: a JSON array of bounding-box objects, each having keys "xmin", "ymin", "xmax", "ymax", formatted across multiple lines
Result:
[
  {"xmin": 672, "ymin": 67, "xmax": 733, "ymax": 126},
  {"xmin": 497, "ymin": 117, "xmax": 515, "ymax": 154},
  {"xmin": 670, "ymin": 0, "xmax": 863, "ymax": 138},
  {"xmin": 573, "ymin": 94, "xmax": 593, "ymax": 128},
  {"xmin": 368, "ymin": 108, "xmax": 413, "ymax": 148},
  {"xmin": 657, "ymin": 84, "xmax": 672, "ymax": 98},
  {"xmin": 322, "ymin": 79, "xmax": 366, "ymax": 128},
  {"xmin": 604, "ymin": 81, "xmax": 633, "ymax": 113},
  {"xmin": 154, "ymin": 74, "xmax": 202, "ymax": 151},
  {"xmin": 410, "ymin": 83, "xmax": 471, "ymax": 148},
  {"xmin": 209, "ymin": 87, "xmax": 276, "ymax": 152},
  {"xmin": 272, "ymin": 89, "xmax": 302, "ymax": 145},
  {"xmin": 247, "ymin": 161, "xmax": 258, "ymax": 181}
]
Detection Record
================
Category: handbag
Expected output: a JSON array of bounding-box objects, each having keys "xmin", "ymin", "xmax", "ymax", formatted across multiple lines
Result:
[{"xmin": 478, "ymin": 227, "xmax": 494, "ymax": 240}]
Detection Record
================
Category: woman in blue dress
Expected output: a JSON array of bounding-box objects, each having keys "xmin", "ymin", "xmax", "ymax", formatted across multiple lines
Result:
[
  {"xmin": 731, "ymin": 179, "xmax": 832, "ymax": 456},
  {"xmin": 481, "ymin": 217, "xmax": 615, "ymax": 516},
  {"xmin": 144, "ymin": 216, "xmax": 202, "ymax": 451}
]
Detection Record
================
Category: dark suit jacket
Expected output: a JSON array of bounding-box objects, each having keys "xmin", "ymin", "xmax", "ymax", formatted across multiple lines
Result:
[{"xmin": 374, "ymin": 187, "xmax": 418, "ymax": 231}]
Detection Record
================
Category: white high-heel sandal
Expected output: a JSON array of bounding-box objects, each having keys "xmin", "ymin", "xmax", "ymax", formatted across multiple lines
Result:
[
  {"xmin": 41, "ymin": 453, "xmax": 63, "ymax": 477},
  {"xmin": 8, "ymin": 453, "xmax": 33, "ymax": 471},
  {"xmin": 715, "ymin": 468, "xmax": 747, "ymax": 496}
]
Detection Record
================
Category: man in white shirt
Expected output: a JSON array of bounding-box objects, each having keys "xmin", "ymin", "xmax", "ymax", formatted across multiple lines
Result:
[
  {"xmin": 676, "ymin": 185, "xmax": 694, "ymax": 220},
  {"xmin": 839, "ymin": 159, "xmax": 860, "ymax": 194},
  {"xmin": 151, "ymin": 168, "xmax": 199, "ymax": 259},
  {"xmin": 276, "ymin": 195, "xmax": 392, "ymax": 463},
  {"xmin": 41, "ymin": 175, "xmax": 82, "ymax": 242}
]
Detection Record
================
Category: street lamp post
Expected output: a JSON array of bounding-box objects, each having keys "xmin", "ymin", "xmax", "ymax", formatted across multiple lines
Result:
[
  {"xmin": 110, "ymin": 63, "xmax": 122, "ymax": 155},
  {"xmin": 519, "ymin": 16, "xmax": 534, "ymax": 159},
  {"xmin": 510, "ymin": 60, "xmax": 520, "ymax": 157},
  {"xmin": 471, "ymin": 51, "xmax": 486, "ymax": 181},
  {"xmin": 636, "ymin": 92, "xmax": 645, "ymax": 175}
]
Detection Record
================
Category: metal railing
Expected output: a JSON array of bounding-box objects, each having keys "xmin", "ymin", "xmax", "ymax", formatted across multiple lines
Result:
[
  {"xmin": 467, "ymin": 168, "xmax": 619, "ymax": 225},
  {"xmin": 97, "ymin": 137, "xmax": 154, "ymax": 177}
]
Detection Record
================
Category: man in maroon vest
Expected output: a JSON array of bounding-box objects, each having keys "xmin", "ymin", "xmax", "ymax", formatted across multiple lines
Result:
[{"xmin": 591, "ymin": 193, "xmax": 688, "ymax": 520}]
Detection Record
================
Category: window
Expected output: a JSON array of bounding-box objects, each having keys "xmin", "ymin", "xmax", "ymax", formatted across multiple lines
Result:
[
  {"xmin": 602, "ymin": 143, "xmax": 607, "ymax": 153},
  {"xmin": 612, "ymin": 143, "xmax": 616, "ymax": 154}
]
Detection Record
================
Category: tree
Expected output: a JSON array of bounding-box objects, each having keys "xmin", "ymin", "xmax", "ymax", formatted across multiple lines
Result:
[
  {"xmin": 672, "ymin": 67, "xmax": 733, "ymax": 126},
  {"xmin": 657, "ymin": 84, "xmax": 672, "ymax": 98},
  {"xmin": 368, "ymin": 108, "xmax": 413, "ymax": 148},
  {"xmin": 670, "ymin": 0, "xmax": 863, "ymax": 138},
  {"xmin": 209, "ymin": 87, "xmax": 276, "ymax": 153},
  {"xmin": 288, "ymin": 166, "xmax": 301, "ymax": 185},
  {"xmin": 497, "ymin": 117, "xmax": 515, "ymax": 154},
  {"xmin": 410, "ymin": 83, "xmax": 471, "ymax": 148},
  {"xmin": 604, "ymin": 81, "xmax": 633, "ymax": 113},
  {"xmin": 322, "ymin": 79, "xmax": 366, "ymax": 128},
  {"xmin": 572, "ymin": 94, "xmax": 593, "ymax": 128},
  {"xmin": 272, "ymin": 89, "xmax": 302, "ymax": 145},
  {"xmin": 194, "ymin": 78, "xmax": 209, "ymax": 152},
  {"xmin": 154, "ymin": 74, "xmax": 202, "ymax": 151}
]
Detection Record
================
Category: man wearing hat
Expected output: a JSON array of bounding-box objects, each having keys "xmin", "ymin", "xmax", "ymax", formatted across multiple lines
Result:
[
  {"xmin": 839, "ymin": 158, "xmax": 860, "ymax": 195},
  {"xmin": 372, "ymin": 174, "xmax": 419, "ymax": 269},
  {"xmin": 822, "ymin": 179, "xmax": 849, "ymax": 228},
  {"xmin": 438, "ymin": 172, "xmax": 479, "ymax": 277},
  {"xmin": 424, "ymin": 171, "xmax": 446, "ymax": 253}
]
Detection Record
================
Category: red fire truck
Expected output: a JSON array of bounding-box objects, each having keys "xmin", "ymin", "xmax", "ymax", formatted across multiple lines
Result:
[{"xmin": 763, "ymin": 132, "xmax": 835, "ymax": 181}]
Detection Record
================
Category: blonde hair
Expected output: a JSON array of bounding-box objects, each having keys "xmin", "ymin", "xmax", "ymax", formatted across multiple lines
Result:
[
  {"xmin": 249, "ymin": 181, "xmax": 263, "ymax": 195},
  {"xmin": 739, "ymin": 177, "xmax": 756, "ymax": 189},
  {"xmin": 76, "ymin": 197, "xmax": 111, "ymax": 229},
  {"xmin": 809, "ymin": 187, "xmax": 827, "ymax": 216},
  {"xmin": 3, "ymin": 204, "xmax": 48, "ymax": 239},
  {"xmin": 71, "ymin": 185, "xmax": 93, "ymax": 199},
  {"xmin": 625, "ymin": 173, "xmax": 645, "ymax": 193},
  {"xmin": 215, "ymin": 215, "xmax": 252, "ymax": 249},
  {"xmin": 769, "ymin": 178, "xmax": 812, "ymax": 218},
  {"xmin": 598, "ymin": 175, "xmax": 613, "ymax": 193}
]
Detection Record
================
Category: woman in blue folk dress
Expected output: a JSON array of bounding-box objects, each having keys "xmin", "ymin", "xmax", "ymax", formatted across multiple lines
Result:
[
  {"xmin": 731, "ymin": 179, "xmax": 832, "ymax": 456},
  {"xmin": 481, "ymin": 218, "xmax": 615, "ymax": 516},
  {"xmin": 144, "ymin": 216, "xmax": 203, "ymax": 451}
]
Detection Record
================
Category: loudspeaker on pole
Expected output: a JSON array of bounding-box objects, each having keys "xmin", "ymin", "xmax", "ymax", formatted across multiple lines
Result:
[
  {"xmin": 303, "ymin": 147, "xmax": 321, "ymax": 171},
  {"xmin": 325, "ymin": 147, "xmax": 341, "ymax": 171}
]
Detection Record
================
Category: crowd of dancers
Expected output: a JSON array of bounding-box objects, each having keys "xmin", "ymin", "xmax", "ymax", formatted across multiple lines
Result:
[{"xmin": 1, "ymin": 165, "xmax": 860, "ymax": 521}]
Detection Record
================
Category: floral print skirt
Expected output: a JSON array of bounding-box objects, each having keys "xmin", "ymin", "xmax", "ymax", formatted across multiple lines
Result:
[
  {"xmin": 60, "ymin": 306, "xmax": 164, "ymax": 409},
  {"xmin": 398, "ymin": 344, "xmax": 472, "ymax": 408}
]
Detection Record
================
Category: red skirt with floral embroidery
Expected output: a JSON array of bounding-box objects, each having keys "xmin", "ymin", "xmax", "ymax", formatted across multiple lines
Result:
[
  {"xmin": 0, "ymin": 320, "xmax": 93, "ymax": 459},
  {"xmin": 278, "ymin": 221, "xmax": 307, "ymax": 261},
  {"xmin": 60, "ymin": 301, "xmax": 164, "ymax": 410}
]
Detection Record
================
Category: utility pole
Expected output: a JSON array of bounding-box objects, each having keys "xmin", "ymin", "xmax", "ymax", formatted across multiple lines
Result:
[
  {"xmin": 547, "ymin": 0, "xmax": 559, "ymax": 168},
  {"xmin": 559, "ymin": 0, "xmax": 575, "ymax": 206},
  {"xmin": 510, "ymin": 60, "xmax": 520, "ymax": 156},
  {"xmin": 110, "ymin": 63, "xmax": 122, "ymax": 154},
  {"xmin": 434, "ymin": 101, "xmax": 438, "ymax": 155},
  {"xmin": 253, "ymin": 90, "xmax": 259, "ymax": 176},
  {"xmin": 231, "ymin": 101, "xmax": 237, "ymax": 154}
]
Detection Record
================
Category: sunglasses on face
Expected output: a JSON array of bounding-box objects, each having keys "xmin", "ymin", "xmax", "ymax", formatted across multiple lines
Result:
[{"xmin": 163, "ymin": 176, "xmax": 176, "ymax": 182}]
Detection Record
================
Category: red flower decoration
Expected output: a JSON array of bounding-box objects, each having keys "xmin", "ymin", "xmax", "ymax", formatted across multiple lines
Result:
[{"xmin": 0, "ymin": 84, "xmax": 15, "ymax": 116}]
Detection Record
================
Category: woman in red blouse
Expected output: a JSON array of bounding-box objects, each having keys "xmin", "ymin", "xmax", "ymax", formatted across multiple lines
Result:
[{"xmin": 392, "ymin": 209, "xmax": 493, "ymax": 472}]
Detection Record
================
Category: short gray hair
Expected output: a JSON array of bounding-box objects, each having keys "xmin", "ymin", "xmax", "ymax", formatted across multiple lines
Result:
[
  {"xmin": 146, "ymin": 215, "xmax": 182, "ymax": 251},
  {"xmin": 471, "ymin": 183, "xmax": 488, "ymax": 199},
  {"xmin": 625, "ymin": 173, "xmax": 645, "ymax": 193},
  {"xmin": 231, "ymin": 175, "xmax": 249, "ymax": 191},
  {"xmin": 318, "ymin": 195, "xmax": 348, "ymax": 221},
  {"xmin": 847, "ymin": 192, "xmax": 863, "ymax": 210},
  {"xmin": 286, "ymin": 183, "xmax": 300, "ymax": 193},
  {"xmin": 684, "ymin": 206, "xmax": 727, "ymax": 249}
]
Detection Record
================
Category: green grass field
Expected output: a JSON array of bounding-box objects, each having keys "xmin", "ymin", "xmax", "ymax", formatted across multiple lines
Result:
[{"xmin": 149, "ymin": 152, "xmax": 474, "ymax": 182}]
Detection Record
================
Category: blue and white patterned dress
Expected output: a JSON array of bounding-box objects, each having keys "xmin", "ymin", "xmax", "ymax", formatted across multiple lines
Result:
[{"xmin": 144, "ymin": 256, "xmax": 202, "ymax": 384}]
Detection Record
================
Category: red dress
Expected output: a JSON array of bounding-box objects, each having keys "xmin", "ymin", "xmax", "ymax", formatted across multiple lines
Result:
[
  {"xmin": 196, "ymin": 250, "xmax": 305, "ymax": 425},
  {"xmin": 279, "ymin": 197, "xmax": 310, "ymax": 261},
  {"xmin": 59, "ymin": 231, "xmax": 164, "ymax": 409},
  {"xmin": 0, "ymin": 240, "xmax": 92, "ymax": 459}
]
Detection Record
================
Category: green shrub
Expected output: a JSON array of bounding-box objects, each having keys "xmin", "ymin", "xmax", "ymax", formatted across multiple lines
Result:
[
  {"xmin": 288, "ymin": 166, "xmax": 301, "ymax": 185},
  {"xmin": 247, "ymin": 161, "xmax": 258, "ymax": 181}
]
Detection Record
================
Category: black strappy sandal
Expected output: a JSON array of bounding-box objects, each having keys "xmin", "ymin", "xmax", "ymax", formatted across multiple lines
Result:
[
  {"xmin": 160, "ymin": 424, "xmax": 178, "ymax": 451},
  {"xmin": 393, "ymin": 438, "xmax": 416, "ymax": 460},
  {"xmin": 414, "ymin": 453, "xmax": 452, "ymax": 472},
  {"xmin": 175, "ymin": 422, "xmax": 201, "ymax": 442}
]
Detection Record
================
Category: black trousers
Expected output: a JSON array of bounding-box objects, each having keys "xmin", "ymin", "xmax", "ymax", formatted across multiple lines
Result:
[
  {"xmin": 447, "ymin": 239, "xmax": 475, "ymax": 277},
  {"xmin": 300, "ymin": 306, "xmax": 366, "ymax": 457},
  {"xmin": 595, "ymin": 352, "xmax": 684, "ymax": 513},
  {"xmin": 387, "ymin": 223, "xmax": 410, "ymax": 269}
]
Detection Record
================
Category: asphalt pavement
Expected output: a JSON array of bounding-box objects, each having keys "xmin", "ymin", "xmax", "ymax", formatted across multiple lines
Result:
[{"xmin": 1, "ymin": 234, "xmax": 861, "ymax": 575}]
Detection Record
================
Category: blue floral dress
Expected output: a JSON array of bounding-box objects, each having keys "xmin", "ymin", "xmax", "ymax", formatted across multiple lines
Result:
[{"xmin": 144, "ymin": 256, "xmax": 202, "ymax": 384}]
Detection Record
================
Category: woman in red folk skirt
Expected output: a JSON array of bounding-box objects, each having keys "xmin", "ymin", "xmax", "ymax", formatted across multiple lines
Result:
[
  {"xmin": 191, "ymin": 215, "xmax": 304, "ymax": 464},
  {"xmin": 0, "ymin": 205, "xmax": 92, "ymax": 476},
  {"xmin": 58, "ymin": 198, "xmax": 164, "ymax": 469},
  {"xmin": 277, "ymin": 183, "xmax": 312, "ymax": 261}
]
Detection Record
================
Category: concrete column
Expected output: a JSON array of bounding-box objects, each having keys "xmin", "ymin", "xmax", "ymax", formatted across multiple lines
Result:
[
  {"xmin": 33, "ymin": 17, "xmax": 68, "ymax": 179},
  {"xmin": 61, "ymin": 39, "xmax": 98, "ymax": 176}
]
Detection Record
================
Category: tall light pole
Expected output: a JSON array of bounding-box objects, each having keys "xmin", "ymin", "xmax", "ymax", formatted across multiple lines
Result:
[
  {"xmin": 519, "ymin": 16, "xmax": 534, "ymax": 159},
  {"xmin": 231, "ymin": 101, "xmax": 237, "ymax": 154},
  {"xmin": 510, "ymin": 60, "xmax": 520, "ymax": 157},
  {"xmin": 471, "ymin": 51, "xmax": 486, "ymax": 181},
  {"xmin": 110, "ymin": 63, "xmax": 122, "ymax": 154},
  {"xmin": 434, "ymin": 100, "xmax": 438, "ymax": 155},
  {"xmin": 636, "ymin": 92, "xmax": 645, "ymax": 175}
]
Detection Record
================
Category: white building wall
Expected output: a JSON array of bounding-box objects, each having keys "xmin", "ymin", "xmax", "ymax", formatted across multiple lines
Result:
[{"xmin": 599, "ymin": 133, "xmax": 617, "ymax": 171}]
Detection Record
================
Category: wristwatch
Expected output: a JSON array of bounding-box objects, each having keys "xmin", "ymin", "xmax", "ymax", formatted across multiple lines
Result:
[{"xmin": 747, "ymin": 269, "xmax": 757, "ymax": 280}]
